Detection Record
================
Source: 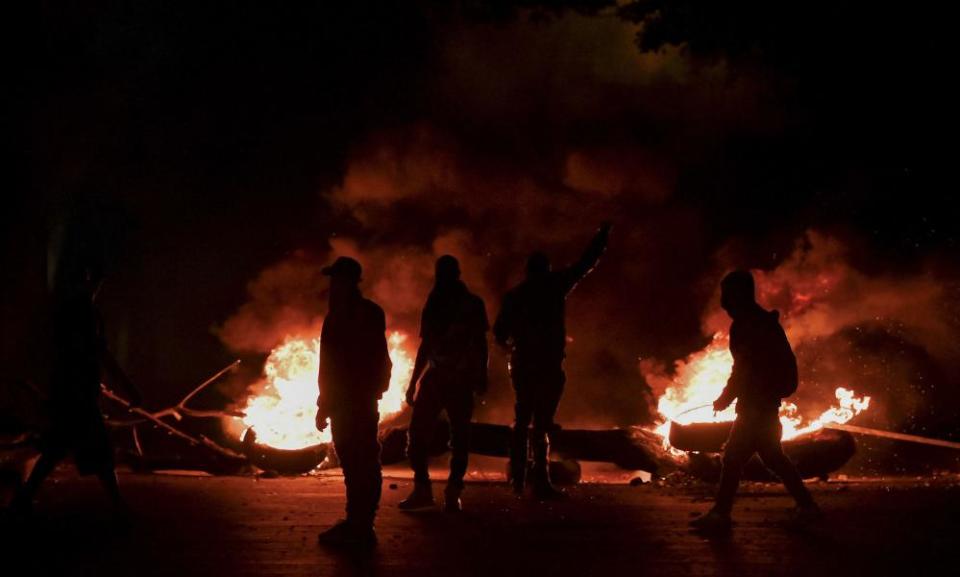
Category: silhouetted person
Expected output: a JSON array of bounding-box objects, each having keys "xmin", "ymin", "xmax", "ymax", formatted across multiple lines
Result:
[
  {"xmin": 399, "ymin": 256, "xmax": 488, "ymax": 513},
  {"xmin": 493, "ymin": 223, "xmax": 611, "ymax": 498},
  {"xmin": 315, "ymin": 257, "xmax": 391, "ymax": 548},
  {"xmin": 9, "ymin": 264, "xmax": 142, "ymax": 517},
  {"xmin": 691, "ymin": 270, "xmax": 820, "ymax": 531}
]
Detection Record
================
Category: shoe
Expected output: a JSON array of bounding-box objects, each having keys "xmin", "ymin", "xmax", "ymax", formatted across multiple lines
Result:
[
  {"xmin": 531, "ymin": 464, "xmax": 564, "ymax": 500},
  {"xmin": 690, "ymin": 508, "xmax": 733, "ymax": 532},
  {"xmin": 443, "ymin": 485, "xmax": 463, "ymax": 513},
  {"xmin": 529, "ymin": 433, "xmax": 563, "ymax": 501},
  {"xmin": 398, "ymin": 482, "xmax": 435, "ymax": 511},
  {"xmin": 789, "ymin": 504, "xmax": 823, "ymax": 526},
  {"xmin": 318, "ymin": 519, "xmax": 377, "ymax": 549},
  {"xmin": 443, "ymin": 495, "xmax": 462, "ymax": 513}
]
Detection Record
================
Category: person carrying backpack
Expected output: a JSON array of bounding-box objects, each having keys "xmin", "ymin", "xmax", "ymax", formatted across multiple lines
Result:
[{"xmin": 691, "ymin": 270, "xmax": 820, "ymax": 532}]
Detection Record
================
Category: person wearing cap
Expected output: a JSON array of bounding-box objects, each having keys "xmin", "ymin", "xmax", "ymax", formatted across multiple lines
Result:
[
  {"xmin": 315, "ymin": 257, "xmax": 392, "ymax": 548},
  {"xmin": 493, "ymin": 223, "xmax": 611, "ymax": 499},
  {"xmin": 399, "ymin": 255, "xmax": 489, "ymax": 513}
]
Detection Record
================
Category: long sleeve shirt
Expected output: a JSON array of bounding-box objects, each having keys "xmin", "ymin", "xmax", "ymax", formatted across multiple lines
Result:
[{"xmin": 317, "ymin": 294, "xmax": 392, "ymax": 415}]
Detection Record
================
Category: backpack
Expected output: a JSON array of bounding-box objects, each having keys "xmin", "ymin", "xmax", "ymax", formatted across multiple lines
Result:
[{"xmin": 766, "ymin": 314, "xmax": 799, "ymax": 398}]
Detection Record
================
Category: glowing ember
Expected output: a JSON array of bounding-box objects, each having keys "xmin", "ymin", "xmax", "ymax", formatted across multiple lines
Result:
[
  {"xmin": 650, "ymin": 333, "xmax": 870, "ymax": 449},
  {"xmin": 225, "ymin": 331, "xmax": 414, "ymax": 450}
]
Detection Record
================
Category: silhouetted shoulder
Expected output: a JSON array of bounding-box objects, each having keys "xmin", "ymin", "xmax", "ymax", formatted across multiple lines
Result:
[
  {"xmin": 467, "ymin": 291, "xmax": 489, "ymax": 330},
  {"xmin": 466, "ymin": 291, "xmax": 486, "ymax": 311},
  {"xmin": 360, "ymin": 298, "xmax": 386, "ymax": 331}
]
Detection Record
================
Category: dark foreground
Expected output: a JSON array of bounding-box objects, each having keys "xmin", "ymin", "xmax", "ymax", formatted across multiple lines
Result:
[{"xmin": 3, "ymin": 470, "xmax": 959, "ymax": 577}]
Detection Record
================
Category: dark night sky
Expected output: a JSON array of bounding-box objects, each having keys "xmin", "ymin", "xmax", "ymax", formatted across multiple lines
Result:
[{"xmin": 5, "ymin": 2, "xmax": 959, "ymax": 433}]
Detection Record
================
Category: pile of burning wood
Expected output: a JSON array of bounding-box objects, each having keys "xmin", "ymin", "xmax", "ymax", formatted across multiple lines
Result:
[{"xmin": 5, "ymin": 351, "xmax": 957, "ymax": 486}]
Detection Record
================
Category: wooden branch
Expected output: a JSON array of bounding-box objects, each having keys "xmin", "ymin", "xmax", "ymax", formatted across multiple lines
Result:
[
  {"xmin": 101, "ymin": 359, "xmax": 243, "ymax": 427},
  {"xmin": 178, "ymin": 360, "xmax": 241, "ymax": 409},
  {"xmin": 826, "ymin": 423, "xmax": 960, "ymax": 450},
  {"xmin": 101, "ymin": 386, "xmax": 204, "ymax": 447}
]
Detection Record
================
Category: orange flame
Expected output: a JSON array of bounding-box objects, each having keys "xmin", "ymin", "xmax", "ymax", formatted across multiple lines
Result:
[
  {"xmin": 225, "ymin": 331, "xmax": 414, "ymax": 450},
  {"xmin": 651, "ymin": 333, "xmax": 870, "ymax": 449}
]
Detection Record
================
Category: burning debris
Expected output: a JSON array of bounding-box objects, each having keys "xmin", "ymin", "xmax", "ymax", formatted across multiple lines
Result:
[
  {"xmin": 647, "ymin": 332, "xmax": 872, "ymax": 452},
  {"xmin": 224, "ymin": 332, "xmax": 414, "ymax": 450},
  {"xmin": 210, "ymin": 319, "xmax": 874, "ymax": 481}
]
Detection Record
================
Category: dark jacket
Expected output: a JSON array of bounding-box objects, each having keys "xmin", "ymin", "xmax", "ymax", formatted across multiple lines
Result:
[
  {"xmin": 317, "ymin": 293, "xmax": 392, "ymax": 415},
  {"xmin": 493, "ymin": 230, "xmax": 607, "ymax": 366},
  {"xmin": 419, "ymin": 280, "xmax": 488, "ymax": 382},
  {"xmin": 717, "ymin": 307, "xmax": 798, "ymax": 415},
  {"xmin": 50, "ymin": 293, "xmax": 104, "ymax": 404}
]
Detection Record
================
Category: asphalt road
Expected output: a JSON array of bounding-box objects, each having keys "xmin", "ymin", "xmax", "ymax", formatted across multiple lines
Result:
[{"xmin": 3, "ymin": 469, "xmax": 959, "ymax": 577}]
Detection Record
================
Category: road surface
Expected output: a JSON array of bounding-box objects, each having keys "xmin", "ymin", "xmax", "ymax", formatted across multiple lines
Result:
[{"xmin": 3, "ymin": 466, "xmax": 958, "ymax": 577}]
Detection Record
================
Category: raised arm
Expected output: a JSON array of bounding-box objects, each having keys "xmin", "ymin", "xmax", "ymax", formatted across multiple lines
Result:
[{"xmin": 559, "ymin": 222, "xmax": 612, "ymax": 295}]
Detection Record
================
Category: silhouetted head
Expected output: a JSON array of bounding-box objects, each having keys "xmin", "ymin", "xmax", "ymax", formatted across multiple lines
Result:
[
  {"xmin": 720, "ymin": 270, "xmax": 756, "ymax": 317},
  {"xmin": 435, "ymin": 255, "xmax": 461, "ymax": 287},
  {"xmin": 526, "ymin": 251, "xmax": 551, "ymax": 279},
  {"xmin": 323, "ymin": 256, "xmax": 362, "ymax": 302}
]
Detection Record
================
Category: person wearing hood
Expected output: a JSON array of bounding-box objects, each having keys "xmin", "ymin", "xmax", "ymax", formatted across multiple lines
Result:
[
  {"xmin": 691, "ymin": 270, "xmax": 821, "ymax": 532},
  {"xmin": 400, "ymin": 255, "xmax": 489, "ymax": 513}
]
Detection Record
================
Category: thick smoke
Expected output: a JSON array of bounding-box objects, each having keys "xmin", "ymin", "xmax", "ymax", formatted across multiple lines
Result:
[
  {"xmin": 215, "ymin": 10, "xmax": 718, "ymax": 427},
  {"xmin": 217, "ymin": 252, "xmax": 328, "ymax": 353},
  {"xmin": 215, "ymin": 11, "xmax": 958, "ymax": 436},
  {"xmin": 646, "ymin": 231, "xmax": 960, "ymax": 438},
  {"xmin": 216, "ymin": 118, "xmax": 672, "ymax": 425}
]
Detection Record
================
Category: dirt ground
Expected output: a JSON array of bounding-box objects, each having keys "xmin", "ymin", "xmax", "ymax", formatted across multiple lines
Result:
[{"xmin": 2, "ymin": 463, "xmax": 959, "ymax": 577}]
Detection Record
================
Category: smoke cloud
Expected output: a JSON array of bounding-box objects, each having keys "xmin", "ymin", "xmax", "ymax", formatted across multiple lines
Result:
[
  {"xmin": 647, "ymin": 231, "xmax": 960, "ymax": 437},
  {"xmin": 215, "ymin": 11, "xmax": 958, "ymax": 436}
]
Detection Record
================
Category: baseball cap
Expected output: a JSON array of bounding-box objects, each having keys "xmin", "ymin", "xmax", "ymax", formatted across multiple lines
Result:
[{"xmin": 321, "ymin": 256, "xmax": 362, "ymax": 283}]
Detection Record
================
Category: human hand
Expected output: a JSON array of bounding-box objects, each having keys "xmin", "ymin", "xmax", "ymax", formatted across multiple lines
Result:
[{"xmin": 315, "ymin": 409, "xmax": 329, "ymax": 432}]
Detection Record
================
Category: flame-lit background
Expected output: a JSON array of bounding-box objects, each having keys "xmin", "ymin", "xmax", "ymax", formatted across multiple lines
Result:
[{"xmin": 4, "ymin": 3, "xmax": 959, "ymax": 459}]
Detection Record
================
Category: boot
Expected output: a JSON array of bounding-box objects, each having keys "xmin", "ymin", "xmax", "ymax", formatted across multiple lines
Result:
[
  {"xmin": 443, "ymin": 483, "xmax": 463, "ymax": 513},
  {"xmin": 318, "ymin": 519, "xmax": 377, "ymax": 549},
  {"xmin": 398, "ymin": 480, "xmax": 434, "ymax": 511},
  {"xmin": 690, "ymin": 507, "xmax": 733, "ymax": 532},
  {"xmin": 531, "ymin": 432, "xmax": 563, "ymax": 500}
]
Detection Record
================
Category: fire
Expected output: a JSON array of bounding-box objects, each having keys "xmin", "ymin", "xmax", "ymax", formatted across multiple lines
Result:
[
  {"xmin": 225, "ymin": 331, "xmax": 414, "ymax": 450},
  {"xmin": 650, "ymin": 333, "xmax": 870, "ymax": 448},
  {"xmin": 381, "ymin": 332, "xmax": 414, "ymax": 417}
]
